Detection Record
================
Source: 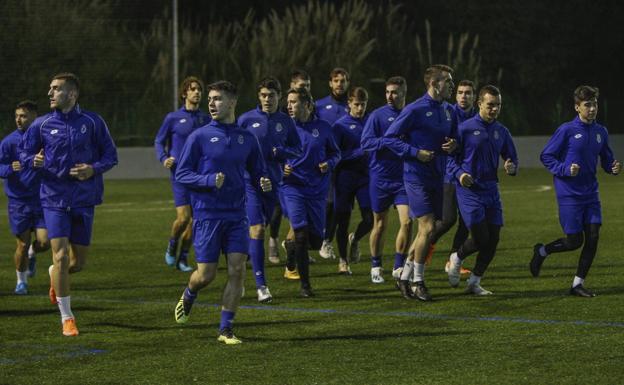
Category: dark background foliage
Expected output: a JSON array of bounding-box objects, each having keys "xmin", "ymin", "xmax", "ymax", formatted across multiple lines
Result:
[{"xmin": 2, "ymin": 0, "xmax": 623, "ymax": 145}]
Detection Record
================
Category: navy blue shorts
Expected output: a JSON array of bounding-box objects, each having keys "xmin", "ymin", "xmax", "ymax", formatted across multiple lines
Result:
[
  {"xmin": 558, "ymin": 201, "xmax": 601, "ymax": 234},
  {"xmin": 7, "ymin": 199, "xmax": 46, "ymax": 236},
  {"xmin": 171, "ymin": 180, "xmax": 191, "ymax": 207},
  {"xmin": 44, "ymin": 206, "xmax": 95, "ymax": 245},
  {"xmin": 245, "ymin": 182, "xmax": 278, "ymax": 226},
  {"xmin": 334, "ymin": 170, "xmax": 370, "ymax": 213},
  {"xmin": 193, "ymin": 217, "xmax": 249, "ymax": 263},
  {"xmin": 456, "ymin": 186, "xmax": 503, "ymax": 228},
  {"xmin": 280, "ymin": 184, "xmax": 325, "ymax": 237},
  {"xmin": 369, "ymin": 175, "xmax": 408, "ymax": 213},
  {"xmin": 405, "ymin": 180, "xmax": 443, "ymax": 219}
]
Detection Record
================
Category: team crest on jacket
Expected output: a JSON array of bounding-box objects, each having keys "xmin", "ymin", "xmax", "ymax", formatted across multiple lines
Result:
[
  {"xmin": 597, "ymin": 133, "xmax": 602, "ymax": 143},
  {"xmin": 349, "ymin": 124, "xmax": 356, "ymax": 130},
  {"xmin": 252, "ymin": 122, "xmax": 261, "ymax": 128},
  {"xmin": 445, "ymin": 110, "xmax": 451, "ymax": 121},
  {"xmin": 238, "ymin": 135, "xmax": 244, "ymax": 144},
  {"xmin": 180, "ymin": 119, "xmax": 187, "ymax": 123},
  {"xmin": 493, "ymin": 130, "xmax": 499, "ymax": 140},
  {"xmin": 312, "ymin": 129, "xmax": 320, "ymax": 137},
  {"xmin": 81, "ymin": 124, "xmax": 87, "ymax": 134},
  {"xmin": 275, "ymin": 123, "xmax": 283, "ymax": 132}
]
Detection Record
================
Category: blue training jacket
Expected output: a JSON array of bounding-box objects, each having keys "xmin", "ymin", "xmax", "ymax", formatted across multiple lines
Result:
[
  {"xmin": 383, "ymin": 93, "xmax": 457, "ymax": 186},
  {"xmin": 449, "ymin": 114, "xmax": 518, "ymax": 191},
  {"xmin": 175, "ymin": 120, "xmax": 268, "ymax": 220},
  {"xmin": 333, "ymin": 113, "xmax": 369, "ymax": 176},
  {"xmin": 20, "ymin": 105, "xmax": 118, "ymax": 208},
  {"xmin": 154, "ymin": 107, "xmax": 211, "ymax": 178},
  {"xmin": 445, "ymin": 104, "xmax": 477, "ymax": 182},
  {"xmin": 0, "ymin": 129, "xmax": 41, "ymax": 201},
  {"xmin": 315, "ymin": 95, "xmax": 349, "ymax": 125},
  {"xmin": 282, "ymin": 116, "xmax": 341, "ymax": 197},
  {"xmin": 237, "ymin": 106, "xmax": 302, "ymax": 185},
  {"xmin": 540, "ymin": 116, "xmax": 616, "ymax": 205},
  {"xmin": 360, "ymin": 104, "xmax": 403, "ymax": 183}
]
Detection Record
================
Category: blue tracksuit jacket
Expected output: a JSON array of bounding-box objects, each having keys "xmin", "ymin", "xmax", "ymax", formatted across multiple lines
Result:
[
  {"xmin": 360, "ymin": 104, "xmax": 403, "ymax": 183},
  {"xmin": 20, "ymin": 105, "xmax": 118, "ymax": 208}
]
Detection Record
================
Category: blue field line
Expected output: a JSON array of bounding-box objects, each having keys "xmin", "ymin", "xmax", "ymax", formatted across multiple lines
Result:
[
  {"xmin": 77, "ymin": 296, "xmax": 624, "ymax": 329},
  {"xmin": 0, "ymin": 345, "xmax": 107, "ymax": 365}
]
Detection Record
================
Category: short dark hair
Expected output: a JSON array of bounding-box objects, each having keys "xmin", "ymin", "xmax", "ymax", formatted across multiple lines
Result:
[
  {"xmin": 423, "ymin": 64, "xmax": 453, "ymax": 87},
  {"xmin": 329, "ymin": 67, "xmax": 350, "ymax": 81},
  {"xmin": 207, "ymin": 80, "xmax": 238, "ymax": 98},
  {"xmin": 287, "ymin": 87, "xmax": 314, "ymax": 108},
  {"xmin": 52, "ymin": 72, "xmax": 80, "ymax": 93},
  {"xmin": 457, "ymin": 80, "xmax": 476, "ymax": 93},
  {"xmin": 291, "ymin": 69, "xmax": 310, "ymax": 82},
  {"xmin": 179, "ymin": 76, "xmax": 204, "ymax": 102},
  {"xmin": 348, "ymin": 87, "xmax": 368, "ymax": 101},
  {"xmin": 478, "ymin": 85, "xmax": 501, "ymax": 101},
  {"xmin": 574, "ymin": 85, "xmax": 599, "ymax": 104},
  {"xmin": 386, "ymin": 76, "xmax": 407, "ymax": 89},
  {"xmin": 257, "ymin": 76, "xmax": 282, "ymax": 94},
  {"xmin": 16, "ymin": 100, "xmax": 37, "ymax": 113}
]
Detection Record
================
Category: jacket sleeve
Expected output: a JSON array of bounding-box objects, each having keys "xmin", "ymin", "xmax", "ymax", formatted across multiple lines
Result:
[
  {"xmin": 383, "ymin": 109, "xmax": 420, "ymax": 159},
  {"xmin": 324, "ymin": 129, "xmax": 341, "ymax": 170},
  {"xmin": 175, "ymin": 135, "xmax": 217, "ymax": 189},
  {"xmin": 540, "ymin": 126, "xmax": 570, "ymax": 177},
  {"xmin": 599, "ymin": 128, "xmax": 616, "ymax": 174},
  {"xmin": 449, "ymin": 127, "xmax": 469, "ymax": 181},
  {"xmin": 246, "ymin": 134, "xmax": 269, "ymax": 190},
  {"xmin": 0, "ymin": 138, "xmax": 14, "ymax": 178},
  {"xmin": 154, "ymin": 115, "xmax": 172, "ymax": 163},
  {"xmin": 91, "ymin": 115, "xmax": 118, "ymax": 175},
  {"xmin": 19, "ymin": 122, "xmax": 42, "ymax": 168},
  {"xmin": 501, "ymin": 128, "xmax": 519, "ymax": 175}
]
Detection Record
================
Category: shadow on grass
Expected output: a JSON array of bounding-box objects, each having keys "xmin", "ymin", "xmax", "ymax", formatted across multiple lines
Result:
[
  {"xmin": 0, "ymin": 308, "xmax": 58, "ymax": 316},
  {"xmin": 245, "ymin": 330, "xmax": 467, "ymax": 342}
]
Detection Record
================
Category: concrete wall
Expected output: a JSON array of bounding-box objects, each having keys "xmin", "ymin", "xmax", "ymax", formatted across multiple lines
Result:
[{"xmin": 105, "ymin": 135, "xmax": 624, "ymax": 179}]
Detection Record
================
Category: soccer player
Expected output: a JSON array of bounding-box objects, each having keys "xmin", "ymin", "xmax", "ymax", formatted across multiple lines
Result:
[
  {"xmin": 174, "ymin": 81, "xmax": 271, "ymax": 344},
  {"xmin": 530, "ymin": 85, "xmax": 621, "ymax": 297},
  {"xmin": 282, "ymin": 87, "xmax": 341, "ymax": 297},
  {"xmin": 154, "ymin": 76, "xmax": 210, "ymax": 272},
  {"xmin": 238, "ymin": 77, "xmax": 302, "ymax": 302},
  {"xmin": 360, "ymin": 76, "xmax": 412, "ymax": 284},
  {"xmin": 446, "ymin": 85, "xmax": 518, "ymax": 295},
  {"xmin": 269, "ymin": 69, "xmax": 313, "ymax": 262},
  {"xmin": 333, "ymin": 87, "xmax": 373, "ymax": 274},
  {"xmin": 430, "ymin": 80, "xmax": 477, "ymax": 275},
  {"xmin": 1, "ymin": 101, "xmax": 50, "ymax": 294},
  {"xmin": 384, "ymin": 65, "xmax": 458, "ymax": 301},
  {"xmin": 316, "ymin": 67, "xmax": 350, "ymax": 260},
  {"xmin": 21, "ymin": 72, "xmax": 118, "ymax": 336}
]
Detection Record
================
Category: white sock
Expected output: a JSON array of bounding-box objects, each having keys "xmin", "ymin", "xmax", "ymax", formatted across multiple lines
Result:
[
  {"xmin": 539, "ymin": 246, "xmax": 547, "ymax": 257},
  {"xmin": 400, "ymin": 260, "xmax": 414, "ymax": 280},
  {"xmin": 57, "ymin": 296, "xmax": 74, "ymax": 322},
  {"xmin": 450, "ymin": 252, "xmax": 462, "ymax": 266},
  {"xmin": 572, "ymin": 276, "xmax": 584, "ymax": 288},
  {"xmin": 16, "ymin": 270, "xmax": 28, "ymax": 285},
  {"xmin": 412, "ymin": 263, "xmax": 425, "ymax": 283},
  {"xmin": 467, "ymin": 273, "xmax": 481, "ymax": 286}
]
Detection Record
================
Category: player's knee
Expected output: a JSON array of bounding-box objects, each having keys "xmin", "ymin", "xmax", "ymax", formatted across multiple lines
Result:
[
  {"xmin": 374, "ymin": 219, "xmax": 386, "ymax": 234},
  {"xmin": 15, "ymin": 239, "xmax": 28, "ymax": 255},
  {"xmin": 586, "ymin": 230, "xmax": 599, "ymax": 246},
  {"xmin": 565, "ymin": 233, "xmax": 584, "ymax": 250},
  {"xmin": 249, "ymin": 224, "xmax": 265, "ymax": 239},
  {"xmin": 228, "ymin": 262, "xmax": 245, "ymax": 280},
  {"xmin": 52, "ymin": 253, "xmax": 69, "ymax": 267}
]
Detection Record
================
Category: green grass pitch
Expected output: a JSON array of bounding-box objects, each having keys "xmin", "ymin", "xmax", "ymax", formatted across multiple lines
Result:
[{"xmin": 1, "ymin": 168, "xmax": 623, "ymax": 385}]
